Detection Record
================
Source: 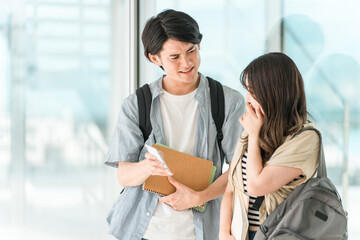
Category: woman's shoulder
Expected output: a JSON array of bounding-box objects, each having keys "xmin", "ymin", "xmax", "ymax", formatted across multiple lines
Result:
[
  {"xmin": 288, "ymin": 123, "xmax": 320, "ymax": 146},
  {"xmin": 268, "ymin": 123, "xmax": 320, "ymax": 166}
]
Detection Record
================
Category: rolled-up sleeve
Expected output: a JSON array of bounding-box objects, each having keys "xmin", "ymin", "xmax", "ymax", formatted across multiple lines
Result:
[{"xmin": 104, "ymin": 94, "xmax": 144, "ymax": 168}]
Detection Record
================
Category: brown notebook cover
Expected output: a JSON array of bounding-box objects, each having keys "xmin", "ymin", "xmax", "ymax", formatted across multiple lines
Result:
[{"xmin": 143, "ymin": 144, "xmax": 214, "ymax": 196}]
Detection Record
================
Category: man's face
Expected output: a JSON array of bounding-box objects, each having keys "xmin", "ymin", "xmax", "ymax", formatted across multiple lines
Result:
[{"xmin": 149, "ymin": 38, "xmax": 201, "ymax": 85}]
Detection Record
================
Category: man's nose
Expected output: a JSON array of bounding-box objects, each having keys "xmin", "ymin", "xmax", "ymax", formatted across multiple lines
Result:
[{"xmin": 180, "ymin": 55, "xmax": 191, "ymax": 68}]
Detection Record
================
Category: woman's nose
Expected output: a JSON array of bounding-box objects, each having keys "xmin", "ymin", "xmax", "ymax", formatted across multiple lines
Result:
[{"xmin": 246, "ymin": 92, "xmax": 251, "ymax": 102}]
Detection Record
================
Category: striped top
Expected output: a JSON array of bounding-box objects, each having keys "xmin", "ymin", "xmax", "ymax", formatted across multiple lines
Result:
[{"xmin": 242, "ymin": 153, "xmax": 304, "ymax": 227}]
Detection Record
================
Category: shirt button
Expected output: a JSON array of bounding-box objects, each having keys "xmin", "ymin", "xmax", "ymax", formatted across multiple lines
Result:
[{"xmin": 146, "ymin": 212, "xmax": 150, "ymax": 216}]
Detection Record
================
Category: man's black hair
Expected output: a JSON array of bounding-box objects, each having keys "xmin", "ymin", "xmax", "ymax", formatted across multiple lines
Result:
[{"xmin": 141, "ymin": 9, "xmax": 203, "ymax": 60}]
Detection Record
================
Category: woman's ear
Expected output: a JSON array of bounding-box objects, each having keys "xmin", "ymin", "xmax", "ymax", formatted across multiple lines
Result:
[{"xmin": 148, "ymin": 53, "xmax": 162, "ymax": 67}]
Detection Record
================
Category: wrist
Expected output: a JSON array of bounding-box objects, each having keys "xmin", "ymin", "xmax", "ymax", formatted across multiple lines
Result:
[
  {"xmin": 195, "ymin": 190, "xmax": 206, "ymax": 207},
  {"xmin": 219, "ymin": 230, "xmax": 231, "ymax": 239},
  {"xmin": 137, "ymin": 161, "xmax": 151, "ymax": 182},
  {"xmin": 248, "ymin": 133, "xmax": 260, "ymax": 144}
]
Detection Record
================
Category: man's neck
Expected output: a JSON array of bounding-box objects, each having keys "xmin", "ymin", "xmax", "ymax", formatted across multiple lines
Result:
[{"xmin": 162, "ymin": 75, "xmax": 200, "ymax": 95}]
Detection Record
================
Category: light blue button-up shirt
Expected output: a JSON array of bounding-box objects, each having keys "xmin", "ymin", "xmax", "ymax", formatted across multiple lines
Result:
[{"xmin": 105, "ymin": 73, "xmax": 245, "ymax": 240}]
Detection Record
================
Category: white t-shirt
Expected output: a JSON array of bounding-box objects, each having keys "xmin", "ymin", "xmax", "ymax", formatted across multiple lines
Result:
[{"xmin": 143, "ymin": 88, "xmax": 199, "ymax": 240}]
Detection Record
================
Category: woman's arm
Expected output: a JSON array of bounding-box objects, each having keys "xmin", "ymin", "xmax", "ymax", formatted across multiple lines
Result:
[
  {"xmin": 240, "ymin": 103, "xmax": 303, "ymax": 196},
  {"xmin": 219, "ymin": 183, "xmax": 236, "ymax": 240},
  {"xmin": 246, "ymin": 134, "xmax": 303, "ymax": 196}
]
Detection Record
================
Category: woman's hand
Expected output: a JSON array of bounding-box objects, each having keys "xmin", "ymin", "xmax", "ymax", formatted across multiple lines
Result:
[{"xmin": 239, "ymin": 102, "xmax": 264, "ymax": 137}]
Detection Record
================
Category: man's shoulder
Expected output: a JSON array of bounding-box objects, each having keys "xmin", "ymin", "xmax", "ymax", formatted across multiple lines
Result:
[
  {"xmin": 203, "ymin": 75, "xmax": 243, "ymax": 98},
  {"xmin": 123, "ymin": 91, "xmax": 138, "ymax": 106},
  {"xmin": 221, "ymin": 84, "xmax": 244, "ymax": 103},
  {"xmin": 123, "ymin": 77, "xmax": 162, "ymax": 105},
  {"xmin": 221, "ymin": 84, "xmax": 241, "ymax": 95}
]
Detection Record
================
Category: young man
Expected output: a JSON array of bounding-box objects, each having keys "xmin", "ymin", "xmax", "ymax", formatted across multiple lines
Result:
[{"xmin": 105, "ymin": 9, "xmax": 245, "ymax": 240}]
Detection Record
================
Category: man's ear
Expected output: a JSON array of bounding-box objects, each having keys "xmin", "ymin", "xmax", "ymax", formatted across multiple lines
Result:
[{"xmin": 148, "ymin": 53, "xmax": 162, "ymax": 67}]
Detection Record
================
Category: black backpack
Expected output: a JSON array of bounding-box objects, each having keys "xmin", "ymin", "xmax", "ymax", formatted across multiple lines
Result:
[
  {"xmin": 254, "ymin": 127, "xmax": 348, "ymax": 240},
  {"xmin": 136, "ymin": 77, "xmax": 225, "ymax": 157}
]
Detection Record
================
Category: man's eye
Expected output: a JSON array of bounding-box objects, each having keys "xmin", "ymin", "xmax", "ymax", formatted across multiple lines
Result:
[{"xmin": 171, "ymin": 56, "xmax": 178, "ymax": 60}]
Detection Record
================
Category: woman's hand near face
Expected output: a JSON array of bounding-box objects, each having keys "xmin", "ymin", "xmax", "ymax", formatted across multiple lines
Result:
[{"xmin": 239, "ymin": 102, "xmax": 264, "ymax": 137}]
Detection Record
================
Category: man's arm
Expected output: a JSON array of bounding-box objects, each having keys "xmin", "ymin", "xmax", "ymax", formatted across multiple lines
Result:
[
  {"xmin": 159, "ymin": 170, "xmax": 229, "ymax": 211},
  {"xmin": 117, "ymin": 152, "xmax": 172, "ymax": 188},
  {"xmin": 198, "ymin": 169, "xmax": 229, "ymax": 203},
  {"xmin": 106, "ymin": 95, "xmax": 171, "ymax": 187}
]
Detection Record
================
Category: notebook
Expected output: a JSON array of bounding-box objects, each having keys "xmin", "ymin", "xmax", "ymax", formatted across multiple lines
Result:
[{"xmin": 143, "ymin": 143, "xmax": 216, "ymax": 212}]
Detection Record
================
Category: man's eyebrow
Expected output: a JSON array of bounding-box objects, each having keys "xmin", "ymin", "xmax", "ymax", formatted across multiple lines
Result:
[
  {"xmin": 168, "ymin": 45, "xmax": 195, "ymax": 57},
  {"xmin": 169, "ymin": 53, "xmax": 180, "ymax": 57},
  {"xmin": 187, "ymin": 45, "xmax": 196, "ymax": 52}
]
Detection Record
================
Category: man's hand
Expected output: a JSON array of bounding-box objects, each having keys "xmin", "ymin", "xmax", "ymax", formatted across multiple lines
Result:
[
  {"xmin": 117, "ymin": 151, "xmax": 171, "ymax": 187},
  {"xmin": 141, "ymin": 152, "xmax": 173, "ymax": 177},
  {"xmin": 159, "ymin": 176, "xmax": 202, "ymax": 211}
]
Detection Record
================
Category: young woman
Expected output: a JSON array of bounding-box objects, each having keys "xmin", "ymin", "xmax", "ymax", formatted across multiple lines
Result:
[{"xmin": 219, "ymin": 52, "xmax": 319, "ymax": 240}]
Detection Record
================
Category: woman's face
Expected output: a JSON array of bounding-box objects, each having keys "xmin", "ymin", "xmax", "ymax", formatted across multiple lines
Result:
[{"xmin": 245, "ymin": 78, "xmax": 263, "ymax": 113}]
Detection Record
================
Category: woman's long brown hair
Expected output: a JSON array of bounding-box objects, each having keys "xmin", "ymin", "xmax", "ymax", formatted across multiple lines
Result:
[{"xmin": 240, "ymin": 52, "xmax": 307, "ymax": 164}]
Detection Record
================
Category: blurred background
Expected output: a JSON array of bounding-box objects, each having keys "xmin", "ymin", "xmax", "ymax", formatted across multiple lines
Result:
[{"xmin": 0, "ymin": 0, "xmax": 359, "ymax": 239}]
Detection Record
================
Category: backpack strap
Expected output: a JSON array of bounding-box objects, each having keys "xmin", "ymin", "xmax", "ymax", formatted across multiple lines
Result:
[
  {"xmin": 252, "ymin": 196, "xmax": 265, "ymax": 211},
  {"xmin": 136, "ymin": 78, "xmax": 226, "ymax": 160},
  {"xmin": 291, "ymin": 126, "xmax": 327, "ymax": 178},
  {"xmin": 136, "ymin": 84, "xmax": 152, "ymax": 141},
  {"xmin": 207, "ymin": 77, "xmax": 225, "ymax": 159}
]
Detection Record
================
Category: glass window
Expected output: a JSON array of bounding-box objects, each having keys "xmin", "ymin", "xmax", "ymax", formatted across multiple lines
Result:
[
  {"xmin": 0, "ymin": 0, "xmax": 118, "ymax": 239},
  {"xmin": 283, "ymin": 1, "xmax": 360, "ymax": 238}
]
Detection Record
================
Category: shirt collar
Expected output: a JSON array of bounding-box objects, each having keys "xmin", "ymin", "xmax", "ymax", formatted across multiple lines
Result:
[{"xmin": 151, "ymin": 72, "xmax": 207, "ymax": 101}]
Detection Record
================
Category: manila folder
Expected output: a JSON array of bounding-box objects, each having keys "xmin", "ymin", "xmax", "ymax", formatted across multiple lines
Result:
[{"xmin": 143, "ymin": 144, "xmax": 214, "ymax": 196}]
